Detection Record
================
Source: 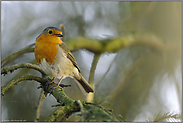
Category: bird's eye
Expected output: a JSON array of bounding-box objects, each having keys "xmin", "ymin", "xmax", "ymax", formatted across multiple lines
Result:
[{"xmin": 48, "ymin": 30, "xmax": 52, "ymax": 34}]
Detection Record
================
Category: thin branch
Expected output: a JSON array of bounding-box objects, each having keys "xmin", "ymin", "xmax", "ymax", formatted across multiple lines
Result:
[
  {"xmin": 59, "ymin": 24, "xmax": 65, "ymax": 41},
  {"xmin": 1, "ymin": 43, "xmax": 35, "ymax": 67},
  {"xmin": 1, "ymin": 63, "xmax": 46, "ymax": 76},
  {"xmin": 1, "ymin": 75, "xmax": 46, "ymax": 96},
  {"xmin": 86, "ymin": 53, "xmax": 101, "ymax": 102},
  {"xmin": 88, "ymin": 53, "xmax": 101, "ymax": 86},
  {"xmin": 2, "ymin": 60, "xmax": 37, "ymax": 86},
  {"xmin": 35, "ymin": 89, "xmax": 45, "ymax": 122}
]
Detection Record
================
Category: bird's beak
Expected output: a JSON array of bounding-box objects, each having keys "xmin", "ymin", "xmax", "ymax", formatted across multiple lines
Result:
[{"xmin": 55, "ymin": 34, "xmax": 63, "ymax": 37}]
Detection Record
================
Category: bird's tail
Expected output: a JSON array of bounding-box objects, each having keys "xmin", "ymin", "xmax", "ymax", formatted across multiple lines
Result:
[{"xmin": 74, "ymin": 73, "xmax": 94, "ymax": 93}]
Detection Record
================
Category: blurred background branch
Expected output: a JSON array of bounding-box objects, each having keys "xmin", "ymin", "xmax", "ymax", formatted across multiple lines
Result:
[
  {"xmin": 1, "ymin": 43, "xmax": 35, "ymax": 67},
  {"xmin": 86, "ymin": 53, "xmax": 101, "ymax": 102},
  {"xmin": 35, "ymin": 89, "xmax": 45, "ymax": 122}
]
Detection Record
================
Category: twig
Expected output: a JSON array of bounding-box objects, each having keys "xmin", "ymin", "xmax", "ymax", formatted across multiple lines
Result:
[
  {"xmin": 35, "ymin": 89, "xmax": 45, "ymax": 122},
  {"xmin": 59, "ymin": 24, "xmax": 65, "ymax": 41},
  {"xmin": 1, "ymin": 43, "xmax": 35, "ymax": 67},
  {"xmin": 88, "ymin": 53, "xmax": 101, "ymax": 86},
  {"xmin": 3, "ymin": 60, "xmax": 37, "ymax": 85},
  {"xmin": 1, "ymin": 75, "xmax": 46, "ymax": 96},
  {"xmin": 86, "ymin": 53, "xmax": 101, "ymax": 102},
  {"xmin": 1, "ymin": 63, "xmax": 46, "ymax": 77}
]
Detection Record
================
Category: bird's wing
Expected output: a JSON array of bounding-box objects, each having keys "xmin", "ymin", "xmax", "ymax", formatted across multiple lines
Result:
[{"xmin": 59, "ymin": 42, "xmax": 81, "ymax": 73}]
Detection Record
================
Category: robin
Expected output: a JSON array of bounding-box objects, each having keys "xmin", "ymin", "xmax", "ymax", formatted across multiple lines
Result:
[{"xmin": 34, "ymin": 27, "xmax": 94, "ymax": 93}]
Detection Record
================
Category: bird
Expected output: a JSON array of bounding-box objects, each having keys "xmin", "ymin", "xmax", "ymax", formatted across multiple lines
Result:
[{"xmin": 34, "ymin": 26, "xmax": 94, "ymax": 93}]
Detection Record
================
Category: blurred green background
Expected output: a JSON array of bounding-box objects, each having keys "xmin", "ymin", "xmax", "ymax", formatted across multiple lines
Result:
[{"xmin": 1, "ymin": 1, "xmax": 182, "ymax": 122}]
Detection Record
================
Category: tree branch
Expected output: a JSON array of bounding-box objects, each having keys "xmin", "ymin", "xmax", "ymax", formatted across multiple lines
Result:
[
  {"xmin": 1, "ymin": 75, "xmax": 46, "ymax": 96},
  {"xmin": 1, "ymin": 43, "xmax": 35, "ymax": 67},
  {"xmin": 1, "ymin": 63, "xmax": 46, "ymax": 76},
  {"xmin": 86, "ymin": 53, "xmax": 101, "ymax": 102},
  {"xmin": 66, "ymin": 32, "xmax": 163, "ymax": 53},
  {"xmin": 45, "ymin": 100, "xmax": 80, "ymax": 122},
  {"xmin": 1, "ymin": 63, "xmax": 122, "ymax": 122},
  {"xmin": 46, "ymin": 97, "xmax": 121, "ymax": 122},
  {"xmin": 35, "ymin": 89, "xmax": 45, "ymax": 122}
]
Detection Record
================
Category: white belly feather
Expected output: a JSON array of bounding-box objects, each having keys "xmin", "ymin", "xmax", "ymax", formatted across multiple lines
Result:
[{"xmin": 39, "ymin": 45, "xmax": 78, "ymax": 79}]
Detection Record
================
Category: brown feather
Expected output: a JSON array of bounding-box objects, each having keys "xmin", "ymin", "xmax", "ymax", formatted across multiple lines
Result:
[
  {"xmin": 59, "ymin": 42, "xmax": 81, "ymax": 72},
  {"xmin": 59, "ymin": 42, "xmax": 94, "ymax": 93}
]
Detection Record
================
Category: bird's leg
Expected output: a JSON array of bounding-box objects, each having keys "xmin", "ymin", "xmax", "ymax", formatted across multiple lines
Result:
[
  {"xmin": 45, "ymin": 77, "xmax": 57, "ymax": 93},
  {"xmin": 57, "ymin": 76, "xmax": 63, "ymax": 87},
  {"xmin": 49, "ymin": 77, "xmax": 57, "ymax": 84},
  {"xmin": 55, "ymin": 76, "xmax": 63, "ymax": 90},
  {"xmin": 45, "ymin": 77, "xmax": 57, "ymax": 89},
  {"xmin": 49, "ymin": 76, "xmax": 63, "ymax": 93}
]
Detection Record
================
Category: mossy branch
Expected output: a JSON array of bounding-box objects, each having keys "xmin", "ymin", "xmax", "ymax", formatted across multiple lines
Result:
[
  {"xmin": 46, "ymin": 98, "xmax": 120, "ymax": 122},
  {"xmin": 1, "ymin": 57, "xmax": 122, "ymax": 122},
  {"xmin": 46, "ymin": 100, "xmax": 80, "ymax": 122},
  {"xmin": 66, "ymin": 32, "xmax": 163, "ymax": 53},
  {"xmin": 40, "ymin": 77, "xmax": 121, "ymax": 121}
]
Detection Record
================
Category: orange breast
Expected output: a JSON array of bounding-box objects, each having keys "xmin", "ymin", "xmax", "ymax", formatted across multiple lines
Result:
[
  {"xmin": 35, "ymin": 32, "xmax": 62, "ymax": 64},
  {"xmin": 35, "ymin": 41, "xmax": 59, "ymax": 64}
]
